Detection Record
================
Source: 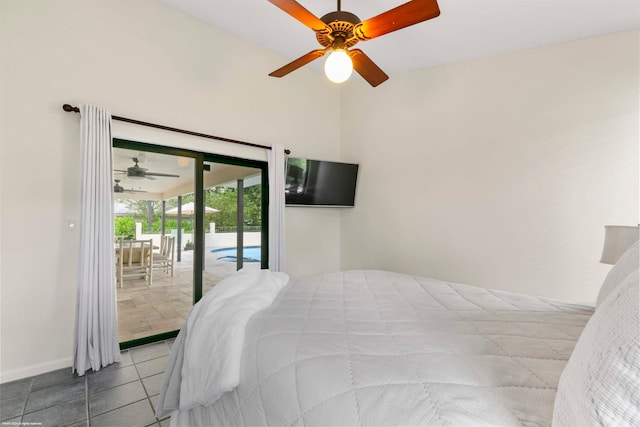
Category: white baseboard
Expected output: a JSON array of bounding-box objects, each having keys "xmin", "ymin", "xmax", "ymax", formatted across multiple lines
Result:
[{"xmin": 0, "ymin": 357, "xmax": 74, "ymax": 384}]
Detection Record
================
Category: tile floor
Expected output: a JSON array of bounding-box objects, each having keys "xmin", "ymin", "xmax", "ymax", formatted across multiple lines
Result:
[{"xmin": 0, "ymin": 340, "xmax": 174, "ymax": 427}]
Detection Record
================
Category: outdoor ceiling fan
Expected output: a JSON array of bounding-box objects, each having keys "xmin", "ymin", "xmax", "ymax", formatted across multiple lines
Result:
[
  {"xmin": 268, "ymin": 0, "xmax": 441, "ymax": 87},
  {"xmin": 114, "ymin": 157, "xmax": 180, "ymax": 180},
  {"xmin": 113, "ymin": 180, "xmax": 147, "ymax": 194}
]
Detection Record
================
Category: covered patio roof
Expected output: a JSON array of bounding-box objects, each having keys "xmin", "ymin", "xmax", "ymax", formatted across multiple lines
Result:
[{"xmin": 113, "ymin": 147, "xmax": 262, "ymax": 201}]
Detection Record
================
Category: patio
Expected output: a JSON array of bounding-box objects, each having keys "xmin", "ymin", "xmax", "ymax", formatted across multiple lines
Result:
[{"xmin": 115, "ymin": 246, "xmax": 260, "ymax": 343}]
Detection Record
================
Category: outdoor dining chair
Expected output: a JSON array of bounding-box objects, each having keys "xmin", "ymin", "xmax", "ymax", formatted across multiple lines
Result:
[
  {"xmin": 152, "ymin": 236, "xmax": 175, "ymax": 280},
  {"xmin": 115, "ymin": 238, "xmax": 153, "ymax": 287}
]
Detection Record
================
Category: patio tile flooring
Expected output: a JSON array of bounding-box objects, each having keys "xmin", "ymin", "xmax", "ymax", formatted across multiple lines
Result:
[{"xmin": 116, "ymin": 249, "xmax": 260, "ymax": 342}]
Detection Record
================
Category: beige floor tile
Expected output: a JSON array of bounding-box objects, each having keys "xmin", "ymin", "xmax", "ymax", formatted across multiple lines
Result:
[{"xmin": 117, "ymin": 249, "xmax": 260, "ymax": 342}]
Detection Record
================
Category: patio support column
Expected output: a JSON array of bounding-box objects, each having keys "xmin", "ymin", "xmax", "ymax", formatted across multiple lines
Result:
[
  {"xmin": 147, "ymin": 200, "xmax": 153, "ymax": 232},
  {"xmin": 161, "ymin": 200, "xmax": 166, "ymax": 236},
  {"xmin": 236, "ymin": 179, "xmax": 244, "ymax": 271}
]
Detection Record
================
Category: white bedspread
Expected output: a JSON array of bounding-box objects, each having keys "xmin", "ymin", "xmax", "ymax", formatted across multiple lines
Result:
[
  {"xmin": 157, "ymin": 270, "xmax": 593, "ymax": 426},
  {"xmin": 176, "ymin": 268, "xmax": 289, "ymax": 410}
]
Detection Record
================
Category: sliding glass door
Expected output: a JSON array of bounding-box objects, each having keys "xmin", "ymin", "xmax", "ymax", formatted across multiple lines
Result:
[{"xmin": 112, "ymin": 139, "xmax": 267, "ymax": 348}]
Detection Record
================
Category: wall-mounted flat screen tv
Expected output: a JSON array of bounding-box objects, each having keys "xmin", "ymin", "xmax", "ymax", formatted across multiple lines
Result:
[{"xmin": 285, "ymin": 157, "xmax": 359, "ymax": 207}]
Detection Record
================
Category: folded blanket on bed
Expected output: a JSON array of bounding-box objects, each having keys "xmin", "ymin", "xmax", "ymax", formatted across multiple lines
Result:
[{"xmin": 156, "ymin": 268, "xmax": 289, "ymax": 415}]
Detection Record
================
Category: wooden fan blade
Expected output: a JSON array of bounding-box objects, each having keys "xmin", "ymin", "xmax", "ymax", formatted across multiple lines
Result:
[
  {"xmin": 268, "ymin": 0, "xmax": 329, "ymax": 32},
  {"xmin": 269, "ymin": 49, "xmax": 327, "ymax": 78},
  {"xmin": 354, "ymin": 0, "xmax": 440, "ymax": 41},
  {"xmin": 349, "ymin": 49, "xmax": 389, "ymax": 87}
]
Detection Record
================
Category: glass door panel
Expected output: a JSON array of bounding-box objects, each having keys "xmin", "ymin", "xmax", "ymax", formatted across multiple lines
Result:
[
  {"xmin": 202, "ymin": 160, "xmax": 266, "ymax": 295},
  {"xmin": 113, "ymin": 146, "xmax": 195, "ymax": 344}
]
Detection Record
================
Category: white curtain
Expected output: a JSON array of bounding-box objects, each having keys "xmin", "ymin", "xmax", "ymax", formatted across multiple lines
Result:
[
  {"xmin": 73, "ymin": 104, "xmax": 120, "ymax": 375},
  {"xmin": 268, "ymin": 144, "xmax": 287, "ymax": 272}
]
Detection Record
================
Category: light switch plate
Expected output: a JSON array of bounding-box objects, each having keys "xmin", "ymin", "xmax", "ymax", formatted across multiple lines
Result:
[{"xmin": 67, "ymin": 217, "xmax": 77, "ymax": 230}]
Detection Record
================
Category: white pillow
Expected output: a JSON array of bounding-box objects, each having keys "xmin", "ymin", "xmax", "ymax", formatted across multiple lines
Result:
[
  {"xmin": 596, "ymin": 239, "xmax": 639, "ymax": 307},
  {"xmin": 552, "ymin": 268, "xmax": 639, "ymax": 426}
]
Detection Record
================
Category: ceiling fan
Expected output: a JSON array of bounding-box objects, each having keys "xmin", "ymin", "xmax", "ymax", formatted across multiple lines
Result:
[
  {"xmin": 268, "ymin": 0, "xmax": 440, "ymax": 87},
  {"xmin": 113, "ymin": 179, "xmax": 147, "ymax": 194},
  {"xmin": 114, "ymin": 158, "xmax": 180, "ymax": 180}
]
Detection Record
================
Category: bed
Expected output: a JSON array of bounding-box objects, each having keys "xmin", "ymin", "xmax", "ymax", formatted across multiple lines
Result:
[{"xmin": 156, "ymin": 243, "xmax": 639, "ymax": 426}]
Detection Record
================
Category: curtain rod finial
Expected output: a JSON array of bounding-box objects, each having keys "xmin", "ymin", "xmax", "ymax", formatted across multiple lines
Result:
[{"xmin": 63, "ymin": 104, "xmax": 79, "ymax": 112}]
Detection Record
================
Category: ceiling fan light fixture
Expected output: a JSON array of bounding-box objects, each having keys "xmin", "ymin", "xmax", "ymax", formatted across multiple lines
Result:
[
  {"xmin": 268, "ymin": 0, "xmax": 440, "ymax": 86},
  {"xmin": 324, "ymin": 48, "xmax": 353, "ymax": 83}
]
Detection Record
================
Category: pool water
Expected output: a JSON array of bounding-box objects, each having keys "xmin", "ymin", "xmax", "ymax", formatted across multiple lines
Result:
[{"xmin": 211, "ymin": 246, "xmax": 261, "ymax": 263}]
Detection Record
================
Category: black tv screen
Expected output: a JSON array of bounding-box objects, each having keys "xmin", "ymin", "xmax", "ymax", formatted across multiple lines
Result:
[{"xmin": 285, "ymin": 158, "xmax": 359, "ymax": 207}]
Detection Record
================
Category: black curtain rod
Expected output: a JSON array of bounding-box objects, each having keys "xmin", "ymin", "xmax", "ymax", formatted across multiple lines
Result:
[{"xmin": 62, "ymin": 104, "xmax": 290, "ymax": 155}]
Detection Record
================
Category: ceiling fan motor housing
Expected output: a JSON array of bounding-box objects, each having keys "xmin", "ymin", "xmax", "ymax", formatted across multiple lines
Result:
[
  {"xmin": 127, "ymin": 167, "xmax": 146, "ymax": 179},
  {"xmin": 317, "ymin": 11, "xmax": 361, "ymax": 48}
]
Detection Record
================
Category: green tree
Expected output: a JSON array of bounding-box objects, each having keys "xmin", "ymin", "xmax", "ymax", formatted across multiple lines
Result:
[
  {"xmin": 243, "ymin": 186, "xmax": 262, "ymax": 226},
  {"xmin": 114, "ymin": 216, "xmax": 135, "ymax": 239}
]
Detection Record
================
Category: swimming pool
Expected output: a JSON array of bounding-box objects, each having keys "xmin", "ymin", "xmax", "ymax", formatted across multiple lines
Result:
[{"xmin": 211, "ymin": 246, "xmax": 261, "ymax": 263}]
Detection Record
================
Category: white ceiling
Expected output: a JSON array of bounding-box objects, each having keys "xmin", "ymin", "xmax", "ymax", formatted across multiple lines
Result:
[
  {"xmin": 159, "ymin": 0, "xmax": 639, "ymax": 76},
  {"xmin": 113, "ymin": 148, "xmax": 194, "ymax": 198}
]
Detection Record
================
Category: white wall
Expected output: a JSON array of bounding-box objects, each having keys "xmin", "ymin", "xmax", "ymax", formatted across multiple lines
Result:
[
  {"xmin": 0, "ymin": 0, "xmax": 341, "ymax": 382},
  {"xmin": 340, "ymin": 30, "xmax": 639, "ymax": 304}
]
